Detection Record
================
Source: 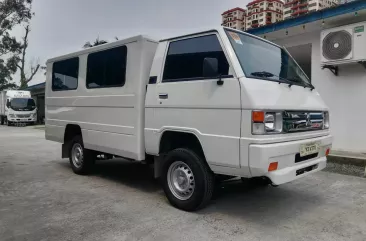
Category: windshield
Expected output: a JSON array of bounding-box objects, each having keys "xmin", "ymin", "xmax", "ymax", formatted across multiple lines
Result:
[
  {"xmin": 8, "ymin": 98, "xmax": 36, "ymax": 111},
  {"xmin": 225, "ymin": 30, "xmax": 312, "ymax": 87}
]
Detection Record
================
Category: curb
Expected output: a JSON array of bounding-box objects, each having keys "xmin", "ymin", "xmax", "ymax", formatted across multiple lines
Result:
[{"xmin": 327, "ymin": 154, "xmax": 366, "ymax": 177}]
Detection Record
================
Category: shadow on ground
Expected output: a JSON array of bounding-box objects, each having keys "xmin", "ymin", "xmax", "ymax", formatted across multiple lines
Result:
[{"xmin": 56, "ymin": 158, "xmax": 325, "ymax": 222}]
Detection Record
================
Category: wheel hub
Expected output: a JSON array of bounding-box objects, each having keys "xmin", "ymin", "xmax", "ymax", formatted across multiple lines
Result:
[
  {"xmin": 167, "ymin": 161, "xmax": 195, "ymax": 200},
  {"xmin": 72, "ymin": 143, "xmax": 83, "ymax": 168}
]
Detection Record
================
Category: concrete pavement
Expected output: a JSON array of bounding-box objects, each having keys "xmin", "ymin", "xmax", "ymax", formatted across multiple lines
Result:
[{"xmin": 0, "ymin": 126, "xmax": 366, "ymax": 241}]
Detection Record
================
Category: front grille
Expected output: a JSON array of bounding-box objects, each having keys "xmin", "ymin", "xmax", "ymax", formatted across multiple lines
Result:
[
  {"xmin": 283, "ymin": 111, "xmax": 324, "ymax": 133},
  {"xmin": 295, "ymin": 153, "xmax": 318, "ymax": 163},
  {"xmin": 16, "ymin": 114, "xmax": 31, "ymax": 118}
]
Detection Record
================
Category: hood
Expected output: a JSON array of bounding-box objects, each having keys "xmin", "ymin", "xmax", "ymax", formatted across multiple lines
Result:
[{"xmin": 239, "ymin": 77, "xmax": 328, "ymax": 111}]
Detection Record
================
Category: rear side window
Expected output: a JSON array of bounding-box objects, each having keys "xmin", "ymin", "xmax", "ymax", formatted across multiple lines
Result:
[
  {"xmin": 162, "ymin": 34, "xmax": 229, "ymax": 82},
  {"xmin": 52, "ymin": 57, "xmax": 79, "ymax": 91},
  {"xmin": 86, "ymin": 46, "xmax": 127, "ymax": 89}
]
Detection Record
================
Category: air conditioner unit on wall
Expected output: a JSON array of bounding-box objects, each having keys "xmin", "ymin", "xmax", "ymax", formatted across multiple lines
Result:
[{"xmin": 321, "ymin": 21, "xmax": 366, "ymax": 66}]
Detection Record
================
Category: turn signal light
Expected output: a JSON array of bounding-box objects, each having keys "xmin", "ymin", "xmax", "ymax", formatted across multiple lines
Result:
[
  {"xmin": 268, "ymin": 162, "xmax": 278, "ymax": 172},
  {"xmin": 325, "ymin": 148, "xmax": 330, "ymax": 156},
  {"xmin": 252, "ymin": 111, "xmax": 265, "ymax": 122}
]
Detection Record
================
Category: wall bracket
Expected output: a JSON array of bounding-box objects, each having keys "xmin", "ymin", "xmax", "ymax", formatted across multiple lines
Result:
[{"xmin": 322, "ymin": 65, "xmax": 338, "ymax": 76}]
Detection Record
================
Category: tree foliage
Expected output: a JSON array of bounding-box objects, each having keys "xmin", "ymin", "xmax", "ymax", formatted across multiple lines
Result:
[
  {"xmin": 0, "ymin": 0, "xmax": 33, "ymax": 90},
  {"xmin": 83, "ymin": 37, "xmax": 108, "ymax": 48}
]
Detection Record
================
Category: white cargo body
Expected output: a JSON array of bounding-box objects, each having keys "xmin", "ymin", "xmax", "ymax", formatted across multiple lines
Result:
[
  {"xmin": 0, "ymin": 90, "xmax": 37, "ymax": 125},
  {"xmin": 46, "ymin": 28, "xmax": 332, "ymax": 211}
]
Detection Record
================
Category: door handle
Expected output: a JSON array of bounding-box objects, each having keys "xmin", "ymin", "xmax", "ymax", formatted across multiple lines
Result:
[{"xmin": 159, "ymin": 93, "xmax": 168, "ymax": 99}]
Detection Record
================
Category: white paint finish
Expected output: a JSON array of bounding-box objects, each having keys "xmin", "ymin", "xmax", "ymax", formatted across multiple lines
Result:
[
  {"xmin": 239, "ymin": 77, "xmax": 328, "ymax": 111},
  {"xmin": 46, "ymin": 36, "xmax": 158, "ymax": 161},
  {"xmin": 249, "ymin": 135, "xmax": 332, "ymax": 184},
  {"xmin": 273, "ymin": 30, "xmax": 366, "ymax": 153},
  {"xmin": 148, "ymin": 78, "xmax": 242, "ymax": 167}
]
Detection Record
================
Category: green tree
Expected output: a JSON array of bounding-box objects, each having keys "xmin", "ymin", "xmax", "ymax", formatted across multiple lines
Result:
[
  {"xmin": 83, "ymin": 37, "xmax": 108, "ymax": 48},
  {"xmin": 0, "ymin": 0, "xmax": 33, "ymax": 90}
]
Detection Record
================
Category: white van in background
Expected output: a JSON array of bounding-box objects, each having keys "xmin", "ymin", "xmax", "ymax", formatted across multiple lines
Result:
[
  {"xmin": 0, "ymin": 90, "xmax": 37, "ymax": 126},
  {"xmin": 45, "ymin": 28, "xmax": 332, "ymax": 211}
]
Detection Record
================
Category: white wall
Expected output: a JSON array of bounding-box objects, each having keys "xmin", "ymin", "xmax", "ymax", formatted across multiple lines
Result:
[{"xmin": 274, "ymin": 32, "xmax": 366, "ymax": 153}]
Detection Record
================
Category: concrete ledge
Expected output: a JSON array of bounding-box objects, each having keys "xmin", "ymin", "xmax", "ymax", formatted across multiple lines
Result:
[
  {"xmin": 326, "ymin": 150, "xmax": 366, "ymax": 177},
  {"xmin": 327, "ymin": 155, "xmax": 366, "ymax": 167}
]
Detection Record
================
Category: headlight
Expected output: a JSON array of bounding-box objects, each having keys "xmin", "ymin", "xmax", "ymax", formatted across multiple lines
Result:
[
  {"xmin": 252, "ymin": 111, "xmax": 283, "ymax": 135},
  {"xmin": 9, "ymin": 114, "xmax": 15, "ymax": 118},
  {"xmin": 323, "ymin": 111, "xmax": 330, "ymax": 129}
]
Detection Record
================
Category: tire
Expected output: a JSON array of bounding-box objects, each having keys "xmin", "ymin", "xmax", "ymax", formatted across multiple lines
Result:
[
  {"xmin": 69, "ymin": 135, "xmax": 95, "ymax": 175},
  {"xmin": 7, "ymin": 121, "xmax": 11, "ymax": 126},
  {"xmin": 161, "ymin": 148, "xmax": 214, "ymax": 211},
  {"xmin": 0, "ymin": 117, "xmax": 4, "ymax": 125}
]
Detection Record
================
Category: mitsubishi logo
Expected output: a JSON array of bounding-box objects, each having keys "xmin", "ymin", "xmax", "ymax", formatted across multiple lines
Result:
[{"xmin": 306, "ymin": 113, "xmax": 312, "ymax": 127}]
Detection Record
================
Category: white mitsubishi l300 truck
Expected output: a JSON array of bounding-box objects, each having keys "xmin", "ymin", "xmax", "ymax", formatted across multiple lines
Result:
[{"xmin": 45, "ymin": 27, "xmax": 332, "ymax": 211}]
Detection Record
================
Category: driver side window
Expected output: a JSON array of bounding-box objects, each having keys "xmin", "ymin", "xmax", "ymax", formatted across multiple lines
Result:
[{"xmin": 162, "ymin": 34, "xmax": 230, "ymax": 82}]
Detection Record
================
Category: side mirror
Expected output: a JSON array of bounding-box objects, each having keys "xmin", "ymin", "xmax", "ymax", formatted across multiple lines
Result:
[{"xmin": 203, "ymin": 58, "xmax": 219, "ymax": 78}]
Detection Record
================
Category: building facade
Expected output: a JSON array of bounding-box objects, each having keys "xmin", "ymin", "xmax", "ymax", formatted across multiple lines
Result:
[
  {"xmin": 221, "ymin": 8, "xmax": 246, "ymax": 31},
  {"xmin": 246, "ymin": 0, "xmax": 284, "ymax": 29},
  {"xmin": 284, "ymin": 0, "xmax": 339, "ymax": 20}
]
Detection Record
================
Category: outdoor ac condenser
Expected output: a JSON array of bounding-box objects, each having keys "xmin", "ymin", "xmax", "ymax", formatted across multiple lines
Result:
[{"xmin": 321, "ymin": 21, "xmax": 366, "ymax": 66}]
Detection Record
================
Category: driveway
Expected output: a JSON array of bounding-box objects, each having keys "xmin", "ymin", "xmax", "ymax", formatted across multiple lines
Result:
[{"xmin": 0, "ymin": 126, "xmax": 365, "ymax": 241}]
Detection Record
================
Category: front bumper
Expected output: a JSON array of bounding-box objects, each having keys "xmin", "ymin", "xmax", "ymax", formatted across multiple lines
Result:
[
  {"xmin": 249, "ymin": 135, "xmax": 332, "ymax": 185},
  {"xmin": 8, "ymin": 118, "xmax": 36, "ymax": 123}
]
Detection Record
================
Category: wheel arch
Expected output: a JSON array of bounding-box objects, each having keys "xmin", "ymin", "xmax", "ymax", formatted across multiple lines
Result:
[{"xmin": 62, "ymin": 124, "xmax": 82, "ymax": 158}]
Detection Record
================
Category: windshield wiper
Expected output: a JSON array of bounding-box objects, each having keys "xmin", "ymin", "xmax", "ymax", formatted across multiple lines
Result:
[
  {"xmin": 250, "ymin": 71, "xmax": 294, "ymax": 87},
  {"xmin": 286, "ymin": 77, "xmax": 315, "ymax": 91}
]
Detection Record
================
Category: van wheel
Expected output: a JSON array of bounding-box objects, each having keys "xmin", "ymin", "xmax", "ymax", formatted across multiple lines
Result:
[
  {"xmin": 7, "ymin": 121, "xmax": 11, "ymax": 126},
  {"xmin": 162, "ymin": 148, "xmax": 214, "ymax": 211},
  {"xmin": 69, "ymin": 135, "xmax": 95, "ymax": 175},
  {"xmin": 0, "ymin": 117, "xmax": 4, "ymax": 125}
]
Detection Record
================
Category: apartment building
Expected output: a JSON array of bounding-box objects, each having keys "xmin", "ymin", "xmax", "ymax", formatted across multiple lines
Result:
[
  {"xmin": 246, "ymin": 0, "xmax": 284, "ymax": 29},
  {"xmin": 284, "ymin": 0, "xmax": 339, "ymax": 19},
  {"xmin": 221, "ymin": 7, "xmax": 246, "ymax": 31}
]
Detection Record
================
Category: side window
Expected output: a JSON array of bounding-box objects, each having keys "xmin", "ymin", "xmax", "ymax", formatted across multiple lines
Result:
[
  {"xmin": 162, "ymin": 34, "xmax": 230, "ymax": 82},
  {"xmin": 52, "ymin": 57, "xmax": 79, "ymax": 91},
  {"xmin": 86, "ymin": 46, "xmax": 127, "ymax": 89}
]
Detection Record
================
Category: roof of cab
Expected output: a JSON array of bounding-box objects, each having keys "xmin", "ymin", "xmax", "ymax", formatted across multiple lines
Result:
[
  {"xmin": 46, "ymin": 35, "xmax": 158, "ymax": 64},
  {"xmin": 159, "ymin": 26, "xmax": 281, "ymax": 48}
]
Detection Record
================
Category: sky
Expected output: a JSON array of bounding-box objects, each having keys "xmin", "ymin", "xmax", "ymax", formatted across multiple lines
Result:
[{"xmin": 11, "ymin": 0, "xmax": 251, "ymax": 86}]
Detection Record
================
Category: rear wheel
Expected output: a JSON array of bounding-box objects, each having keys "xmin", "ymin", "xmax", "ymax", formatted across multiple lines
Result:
[
  {"xmin": 69, "ymin": 135, "xmax": 95, "ymax": 175},
  {"xmin": 0, "ymin": 117, "xmax": 4, "ymax": 125},
  {"xmin": 162, "ymin": 148, "xmax": 214, "ymax": 211}
]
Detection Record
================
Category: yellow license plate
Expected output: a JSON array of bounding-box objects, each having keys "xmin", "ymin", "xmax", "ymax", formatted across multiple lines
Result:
[{"xmin": 300, "ymin": 142, "xmax": 320, "ymax": 157}]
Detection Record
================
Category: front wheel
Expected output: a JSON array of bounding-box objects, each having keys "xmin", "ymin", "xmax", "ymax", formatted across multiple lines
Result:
[
  {"xmin": 69, "ymin": 135, "xmax": 95, "ymax": 175},
  {"xmin": 162, "ymin": 148, "xmax": 214, "ymax": 211}
]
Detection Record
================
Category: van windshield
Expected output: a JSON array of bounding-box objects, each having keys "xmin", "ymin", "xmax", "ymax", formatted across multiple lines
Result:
[
  {"xmin": 225, "ymin": 30, "xmax": 312, "ymax": 88},
  {"xmin": 9, "ymin": 98, "xmax": 36, "ymax": 111}
]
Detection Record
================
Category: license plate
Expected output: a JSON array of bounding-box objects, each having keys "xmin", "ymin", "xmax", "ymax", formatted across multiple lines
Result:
[{"xmin": 300, "ymin": 142, "xmax": 320, "ymax": 157}]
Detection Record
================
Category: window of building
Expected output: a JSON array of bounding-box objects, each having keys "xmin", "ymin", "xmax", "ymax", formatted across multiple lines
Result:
[
  {"xmin": 260, "ymin": 8, "xmax": 263, "ymax": 11},
  {"xmin": 52, "ymin": 57, "xmax": 79, "ymax": 91},
  {"xmin": 260, "ymin": 2, "xmax": 264, "ymax": 5},
  {"xmin": 162, "ymin": 35, "xmax": 230, "ymax": 82},
  {"xmin": 284, "ymin": 10, "xmax": 292, "ymax": 14},
  {"xmin": 259, "ymin": 19, "xmax": 263, "ymax": 22},
  {"xmin": 86, "ymin": 46, "xmax": 127, "ymax": 89}
]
